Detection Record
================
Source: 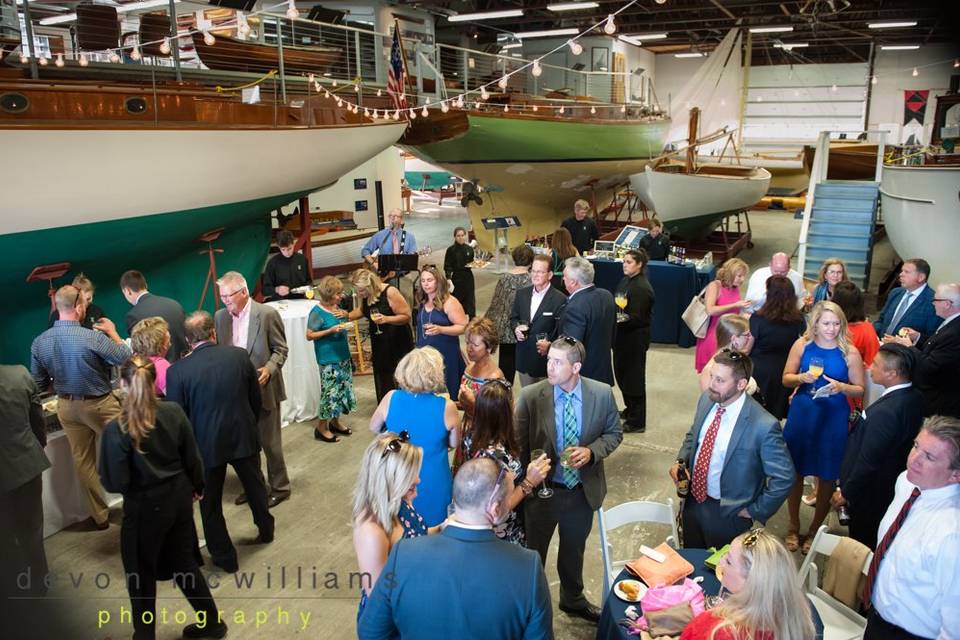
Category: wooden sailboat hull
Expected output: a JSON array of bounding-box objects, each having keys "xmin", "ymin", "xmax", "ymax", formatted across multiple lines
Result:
[
  {"xmin": 803, "ymin": 142, "xmax": 880, "ymax": 181},
  {"xmin": 191, "ymin": 33, "xmax": 340, "ymax": 75},
  {"xmin": 880, "ymin": 164, "xmax": 960, "ymax": 284}
]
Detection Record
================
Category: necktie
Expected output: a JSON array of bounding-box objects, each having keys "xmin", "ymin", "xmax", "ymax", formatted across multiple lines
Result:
[
  {"xmin": 561, "ymin": 392, "xmax": 580, "ymax": 488},
  {"xmin": 862, "ymin": 487, "xmax": 921, "ymax": 608},
  {"xmin": 691, "ymin": 406, "xmax": 725, "ymax": 503},
  {"xmin": 391, "ymin": 230, "xmax": 400, "ymax": 254},
  {"xmin": 885, "ymin": 292, "xmax": 913, "ymax": 335}
]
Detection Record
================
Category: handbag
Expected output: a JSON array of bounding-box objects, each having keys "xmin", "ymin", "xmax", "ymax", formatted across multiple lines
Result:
[
  {"xmin": 631, "ymin": 578, "xmax": 706, "ymax": 635},
  {"xmin": 681, "ymin": 285, "xmax": 710, "ymax": 339}
]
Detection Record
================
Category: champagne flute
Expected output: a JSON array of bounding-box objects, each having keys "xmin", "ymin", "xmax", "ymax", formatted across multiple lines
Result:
[
  {"xmin": 808, "ymin": 356, "xmax": 824, "ymax": 395},
  {"xmin": 530, "ymin": 449, "xmax": 553, "ymax": 498},
  {"xmin": 370, "ymin": 311, "xmax": 385, "ymax": 336},
  {"xmin": 614, "ymin": 293, "xmax": 628, "ymax": 323},
  {"xmin": 560, "ymin": 447, "xmax": 575, "ymax": 469}
]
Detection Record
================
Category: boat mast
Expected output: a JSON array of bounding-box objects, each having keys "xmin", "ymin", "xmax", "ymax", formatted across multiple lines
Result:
[
  {"xmin": 686, "ymin": 107, "xmax": 700, "ymax": 174},
  {"xmin": 737, "ymin": 29, "xmax": 751, "ymax": 151}
]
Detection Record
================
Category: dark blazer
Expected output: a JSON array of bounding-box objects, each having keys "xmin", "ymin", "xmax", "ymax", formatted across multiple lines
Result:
[
  {"xmin": 873, "ymin": 285, "xmax": 940, "ymax": 343},
  {"xmin": 914, "ymin": 317, "xmax": 960, "ymax": 418},
  {"xmin": 510, "ymin": 284, "xmax": 568, "ymax": 378},
  {"xmin": 515, "ymin": 377, "xmax": 622, "ymax": 510},
  {"xmin": 840, "ymin": 385, "xmax": 924, "ymax": 547},
  {"xmin": 215, "ymin": 301, "xmax": 288, "ymax": 409},
  {"xmin": 165, "ymin": 342, "xmax": 262, "ymax": 469},
  {"xmin": 557, "ymin": 285, "xmax": 616, "ymax": 385},
  {"xmin": 358, "ymin": 526, "xmax": 553, "ymax": 640},
  {"xmin": 613, "ymin": 273, "xmax": 655, "ymax": 396},
  {"xmin": 126, "ymin": 292, "xmax": 188, "ymax": 362},
  {"xmin": 678, "ymin": 392, "xmax": 794, "ymax": 523},
  {"xmin": 0, "ymin": 365, "xmax": 50, "ymax": 494}
]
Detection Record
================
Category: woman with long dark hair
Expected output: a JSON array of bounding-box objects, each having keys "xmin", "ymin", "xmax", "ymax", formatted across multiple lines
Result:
[
  {"xmin": 750, "ymin": 275, "xmax": 807, "ymax": 419},
  {"xmin": 443, "ymin": 226, "xmax": 476, "ymax": 317},
  {"xmin": 415, "ymin": 264, "xmax": 468, "ymax": 400},
  {"xmin": 550, "ymin": 227, "xmax": 579, "ymax": 293},
  {"xmin": 99, "ymin": 356, "xmax": 223, "ymax": 640}
]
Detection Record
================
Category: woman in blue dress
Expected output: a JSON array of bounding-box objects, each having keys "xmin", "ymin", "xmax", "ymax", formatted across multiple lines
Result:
[
  {"xmin": 415, "ymin": 265, "xmax": 467, "ymax": 400},
  {"xmin": 781, "ymin": 301, "xmax": 864, "ymax": 554},
  {"xmin": 352, "ymin": 432, "xmax": 430, "ymax": 622},
  {"xmin": 368, "ymin": 347, "xmax": 461, "ymax": 527}
]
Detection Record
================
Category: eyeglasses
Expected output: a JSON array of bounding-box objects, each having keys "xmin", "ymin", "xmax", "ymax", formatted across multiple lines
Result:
[
  {"xmin": 933, "ymin": 298, "xmax": 951, "ymax": 303},
  {"xmin": 220, "ymin": 288, "xmax": 245, "ymax": 301},
  {"xmin": 381, "ymin": 430, "xmax": 411, "ymax": 459},
  {"xmin": 742, "ymin": 527, "xmax": 764, "ymax": 548}
]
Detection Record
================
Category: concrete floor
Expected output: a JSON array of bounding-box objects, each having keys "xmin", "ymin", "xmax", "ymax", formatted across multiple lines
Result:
[{"xmin": 41, "ymin": 197, "xmax": 897, "ymax": 639}]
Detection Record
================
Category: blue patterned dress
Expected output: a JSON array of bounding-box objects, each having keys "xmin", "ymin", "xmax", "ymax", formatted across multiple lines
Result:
[{"xmin": 357, "ymin": 501, "xmax": 427, "ymax": 621}]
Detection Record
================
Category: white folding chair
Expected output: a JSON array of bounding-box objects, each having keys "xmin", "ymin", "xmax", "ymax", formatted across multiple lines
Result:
[
  {"xmin": 798, "ymin": 525, "xmax": 871, "ymax": 640},
  {"xmin": 597, "ymin": 499, "xmax": 678, "ymax": 604}
]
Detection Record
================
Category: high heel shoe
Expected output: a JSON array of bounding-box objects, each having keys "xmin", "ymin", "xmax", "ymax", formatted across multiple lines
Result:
[{"xmin": 314, "ymin": 429, "xmax": 340, "ymax": 443}]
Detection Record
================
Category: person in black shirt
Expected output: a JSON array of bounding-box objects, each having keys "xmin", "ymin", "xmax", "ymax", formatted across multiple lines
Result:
[
  {"xmin": 560, "ymin": 199, "xmax": 600, "ymax": 255},
  {"xmin": 47, "ymin": 273, "xmax": 105, "ymax": 329},
  {"xmin": 99, "ymin": 356, "xmax": 226, "ymax": 640},
  {"xmin": 638, "ymin": 219, "xmax": 671, "ymax": 261},
  {"xmin": 443, "ymin": 227, "xmax": 476, "ymax": 318},
  {"xmin": 262, "ymin": 230, "xmax": 311, "ymax": 300}
]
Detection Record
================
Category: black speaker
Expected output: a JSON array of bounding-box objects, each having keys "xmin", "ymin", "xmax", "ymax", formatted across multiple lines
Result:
[{"xmin": 208, "ymin": 0, "xmax": 257, "ymax": 11}]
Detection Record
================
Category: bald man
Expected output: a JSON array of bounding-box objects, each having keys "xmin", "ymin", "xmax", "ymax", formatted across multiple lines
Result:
[
  {"xmin": 744, "ymin": 252, "xmax": 805, "ymax": 313},
  {"xmin": 361, "ymin": 208, "xmax": 418, "ymax": 270}
]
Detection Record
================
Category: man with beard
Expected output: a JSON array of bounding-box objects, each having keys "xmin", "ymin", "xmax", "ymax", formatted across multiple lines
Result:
[{"xmin": 669, "ymin": 350, "xmax": 794, "ymax": 548}]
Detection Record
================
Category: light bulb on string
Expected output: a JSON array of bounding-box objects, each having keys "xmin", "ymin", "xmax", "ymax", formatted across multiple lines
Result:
[
  {"xmin": 324, "ymin": 90, "xmax": 331, "ymax": 99},
  {"xmin": 504, "ymin": 104, "xmax": 509, "ymax": 112},
  {"xmin": 79, "ymin": 53, "xmax": 89, "ymax": 67},
  {"xmin": 481, "ymin": 87, "xmax": 490, "ymax": 100},
  {"xmin": 590, "ymin": 105, "xmax": 596, "ymax": 114},
  {"xmin": 286, "ymin": 0, "xmax": 299, "ymax": 19},
  {"xmin": 353, "ymin": 105, "xmax": 359, "ymax": 114},
  {"xmin": 393, "ymin": 110, "xmax": 400, "ymax": 120},
  {"xmin": 19, "ymin": 54, "xmax": 28, "ymax": 64},
  {"xmin": 498, "ymin": 76, "xmax": 509, "ymax": 90},
  {"xmin": 532, "ymin": 104, "xmax": 538, "ymax": 112},
  {"xmin": 559, "ymin": 105, "xmax": 565, "ymax": 114},
  {"xmin": 620, "ymin": 104, "xmax": 626, "ymax": 113},
  {"xmin": 308, "ymin": 73, "xmax": 315, "ymax": 84},
  {"xmin": 455, "ymin": 95, "xmax": 464, "ymax": 108},
  {"xmin": 332, "ymin": 79, "xmax": 338, "ymax": 87},
  {"xmin": 204, "ymin": 32, "xmax": 216, "ymax": 46},
  {"xmin": 55, "ymin": 53, "xmax": 65, "ymax": 67},
  {"xmin": 532, "ymin": 60, "xmax": 542, "ymax": 77},
  {"xmin": 354, "ymin": 84, "xmax": 360, "ymax": 92},
  {"xmin": 159, "ymin": 38, "xmax": 171, "ymax": 55},
  {"xmin": 421, "ymin": 106, "xmax": 428, "ymax": 117},
  {"xmin": 38, "ymin": 55, "xmax": 49, "ymax": 66},
  {"xmin": 655, "ymin": 0, "xmax": 666, "ymax": 4},
  {"xmin": 314, "ymin": 82, "xmax": 321, "ymax": 92},
  {"xmin": 372, "ymin": 110, "xmax": 379, "ymax": 119},
  {"xmin": 377, "ymin": 88, "xmax": 382, "ymax": 97},
  {"xmin": 830, "ymin": 84, "xmax": 837, "ymax": 92},
  {"xmin": 603, "ymin": 15, "xmax": 616, "ymax": 35},
  {"xmin": 336, "ymin": 98, "xmax": 342, "ymax": 107},
  {"xmin": 441, "ymin": 102, "xmax": 449, "ymax": 113},
  {"xmin": 363, "ymin": 108, "xmax": 369, "ymax": 117},
  {"xmin": 474, "ymin": 102, "xmax": 481, "ymax": 109},
  {"xmin": 569, "ymin": 40, "xmax": 583, "ymax": 55},
  {"xmin": 409, "ymin": 108, "xmax": 417, "ymax": 119},
  {"xmin": 131, "ymin": 47, "xmax": 142, "ymax": 61},
  {"xmin": 911, "ymin": 67, "xmax": 918, "ymax": 77},
  {"xmin": 871, "ymin": 75, "xmax": 877, "ymax": 85},
  {"xmin": 955, "ymin": 59, "xmax": 959, "ymax": 68}
]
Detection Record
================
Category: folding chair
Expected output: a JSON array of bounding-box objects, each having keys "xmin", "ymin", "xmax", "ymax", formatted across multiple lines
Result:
[
  {"xmin": 798, "ymin": 525, "xmax": 871, "ymax": 640},
  {"xmin": 598, "ymin": 499, "xmax": 678, "ymax": 603}
]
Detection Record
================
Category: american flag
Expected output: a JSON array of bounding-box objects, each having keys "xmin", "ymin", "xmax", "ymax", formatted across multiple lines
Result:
[{"xmin": 387, "ymin": 27, "xmax": 408, "ymax": 111}]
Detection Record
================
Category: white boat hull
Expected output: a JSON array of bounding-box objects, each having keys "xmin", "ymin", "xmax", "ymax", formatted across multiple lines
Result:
[{"xmin": 880, "ymin": 164, "xmax": 960, "ymax": 283}]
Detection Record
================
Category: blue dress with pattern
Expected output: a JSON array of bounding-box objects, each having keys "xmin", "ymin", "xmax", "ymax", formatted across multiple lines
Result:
[{"xmin": 783, "ymin": 342, "xmax": 851, "ymax": 480}]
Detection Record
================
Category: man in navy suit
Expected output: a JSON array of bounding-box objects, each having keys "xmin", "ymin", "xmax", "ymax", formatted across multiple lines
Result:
[
  {"xmin": 120, "ymin": 270, "xmax": 188, "ymax": 362},
  {"xmin": 166, "ymin": 311, "xmax": 274, "ymax": 573},
  {"xmin": 670, "ymin": 350, "xmax": 794, "ymax": 548},
  {"xmin": 834, "ymin": 344, "xmax": 924, "ymax": 549},
  {"xmin": 557, "ymin": 257, "xmax": 616, "ymax": 385},
  {"xmin": 358, "ymin": 457, "xmax": 553, "ymax": 640},
  {"xmin": 512, "ymin": 254, "xmax": 568, "ymax": 387},
  {"xmin": 874, "ymin": 259, "xmax": 940, "ymax": 344}
]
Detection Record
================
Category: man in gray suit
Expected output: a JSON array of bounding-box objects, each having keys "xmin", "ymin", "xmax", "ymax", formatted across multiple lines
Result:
[
  {"xmin": 670, "ymin": 350, "xmax": 794, "ymax": 548},
  {"xmin": 516, "ymin": 336, "xmax": 622, "ymax": 623},
  {"xmin": 214, "ymin": 271, "xmax": 291, "ymax": 508}
]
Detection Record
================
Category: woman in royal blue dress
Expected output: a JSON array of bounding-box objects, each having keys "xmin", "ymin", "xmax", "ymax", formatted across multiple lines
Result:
[
  {"xmin": 781, "ymin": 301, "xmax": 864, "ymax": 554},
  {"xmin": 415, "ymin": 265, "xmax": 468, "ymax": 401},
  {"xmin": 368, "ymin": 347, "xmax": 461, "ymax": 527}
]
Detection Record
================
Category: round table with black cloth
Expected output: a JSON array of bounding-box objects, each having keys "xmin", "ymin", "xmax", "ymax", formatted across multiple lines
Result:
[{"xmin": 596, "ymin": 548, "xmax": 824, "ymax": 640}]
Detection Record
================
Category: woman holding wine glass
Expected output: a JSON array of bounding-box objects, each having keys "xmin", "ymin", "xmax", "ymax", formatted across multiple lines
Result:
[
  {"xmin": 780, "ymin": 301, "xmax": 864, "ymax": 554},
  {"xmin": 415, "ymin": 265, "xmax": 468, "ymax": 400},
  {"xmin": 613, "ymin": 249, "xmax": 655, "ymax": 433}
]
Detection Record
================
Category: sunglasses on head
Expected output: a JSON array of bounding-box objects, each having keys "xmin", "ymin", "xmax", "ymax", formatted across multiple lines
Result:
[
  {"xmin": 486, "ymin": 452, "xmax": 510, "ymax": 505},
  {"xmin": 720, "ymin": 348, "xmax": 750, "ymax": 378},
  {"xmin": 381, "ymin": 430, "xmax": 411, "ymax": 459},
  {"xmin": 742, "ymin": 527, "xmax": 764, "ymax": 548},
  {"xmin": 556, "ymin": 335, "xmax": 580, "ymax": 346},
  {"xmin": 485, "ymin": 378, "xmax": 513, "ymax": 390}
]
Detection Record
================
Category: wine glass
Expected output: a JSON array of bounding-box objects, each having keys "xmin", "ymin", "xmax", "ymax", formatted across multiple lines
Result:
[
  {"xmin": 808, "ymin": 356, "xmax": 824, "ymax": 395},
  {"xmin": 530, "ymin": 449, "xmax": 553, "ymax": 498},
  {"xmin": 614, "ymin": 293, "xmax": 628, "ymax": 323},
  {"xmin": 560, "ymin": 447, "xmax": 575, "ymax": 469},
  {"xmin": 370, "ymin": 311, "xmax": 385, "ymax": 336}
]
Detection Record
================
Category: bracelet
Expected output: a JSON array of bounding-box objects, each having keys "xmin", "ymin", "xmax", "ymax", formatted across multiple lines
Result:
[{"xmin": 519, "ymin": 480, "xmax": 534, "ymax": 496}]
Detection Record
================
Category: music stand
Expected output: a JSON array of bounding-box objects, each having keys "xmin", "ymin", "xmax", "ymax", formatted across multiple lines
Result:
[{"xmin": 378, "ymin": 253, "xmax": 420, "ymax": 281}]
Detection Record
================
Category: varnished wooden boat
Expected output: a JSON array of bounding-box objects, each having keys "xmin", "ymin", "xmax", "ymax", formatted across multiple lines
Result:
[
  {"xmin": 802, "ymin": 141, "xmax": 880, "ymax": 181},
  {"xmin": 191, "ymin": 33, "xmax": 340, "ymax": 75}
]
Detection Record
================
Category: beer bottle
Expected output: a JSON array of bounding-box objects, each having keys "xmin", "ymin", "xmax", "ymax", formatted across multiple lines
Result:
[{"xmin": 676, "ymin": 460, "xmax": 690, "ymax": 499}]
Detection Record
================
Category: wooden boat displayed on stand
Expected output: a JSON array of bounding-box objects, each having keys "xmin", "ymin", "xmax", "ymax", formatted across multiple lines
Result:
[
  {"xmin": 191, "ymin": 32, "xmax": 340, "ymax": 74},
  {"xmin": 803, "ymin": 140, "xmax": 882, "ymax": 181}
]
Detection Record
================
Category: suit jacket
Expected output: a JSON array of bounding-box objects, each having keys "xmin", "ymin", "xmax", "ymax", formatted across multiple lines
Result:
[
  {"xmin": 913, "ymin": 317, "xmax": 960, "ymax": 418},
  {"xmin": 165, "ymin": 342, "xmax": 262, "ymax": 469},
  {"xmin": 677, "ymin": 392, "xmax": 794, "ymax": 523},
  {"xmin": 126, "ymin": 292, "xmax": 188, "ymax": 362},
  {"xmin": 358, "ymin": 526, "xmax": 553, "ymax": 640},
  {"xmin": 215, "ymin": 301, "xmax": 287, "ymax": 409},
  {"xmin": 510, "ymin": 284, "xmax": 568, "ymax": 377},
  {"xmin": 557, "ymin": 285, "xmax": 616, "ymax": 385},
  {"xmin": 873, "ymin": 285, "xmax": 940, "ymax": 343},
  {"xmin": 840, "ymin": 385, "xmax": 924, "ymax": 534},
  {"xmin": 515, "ymin": 377, "xmax": 622, "ymax": 510},
  {"xmin": 0, "ymin": 365, "xmax": 50, "ymax": 493}
]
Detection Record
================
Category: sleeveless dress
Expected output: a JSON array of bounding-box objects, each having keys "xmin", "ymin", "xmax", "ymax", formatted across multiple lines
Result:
[
  {"xmin": 356, "ymin": 500, "xmax": 427, "ymax": 622},
  {"xmin": 416, "ymin": 302, "xmax": 466, "ymax": 400},
  {"xmin": 362, "ymin": 285, "xmax": 414, "ymax": 402},
  {"xmin": 695, "ymin": 284, "xmax": 743, "ymax": 372},
  {"xmin": 453, "ymin": 371, "xmax": 495, "ymax": 472},
  {"xmin": 385, "ymin": 390, "xmax": 452, "ymax": 527},
  {"xmin": 783, "ymin": 342, "xmax": 851, "ymax": 480}
]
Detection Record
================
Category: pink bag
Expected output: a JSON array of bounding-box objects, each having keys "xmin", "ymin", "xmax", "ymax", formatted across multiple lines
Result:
[{"xmin": 632, "ymin": 578, "xmax": 706, "ymax": 633}]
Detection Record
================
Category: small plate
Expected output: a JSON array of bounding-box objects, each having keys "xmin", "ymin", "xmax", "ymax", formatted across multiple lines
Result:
[{"xmin": 614, "ymin": 579, "xmax": 647, "ymax": 602}]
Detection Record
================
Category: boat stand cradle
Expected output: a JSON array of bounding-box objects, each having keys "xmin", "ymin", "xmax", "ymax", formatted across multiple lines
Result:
[{"xmin": 671, "ymin": 210, "xmax": 753, "ymax": 263}]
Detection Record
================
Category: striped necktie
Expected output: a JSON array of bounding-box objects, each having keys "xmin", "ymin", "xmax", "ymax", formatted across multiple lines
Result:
[
  {"xmin": 691, "ymin": 406, "xmax": 725, "ymax": 503},
  {"xmin": 862, "ymin": 487, "xmax": 921, "ymax": 608},
  {"xmin": 561, "ymin": 391, "xmax": 580, "ymax": 488}
]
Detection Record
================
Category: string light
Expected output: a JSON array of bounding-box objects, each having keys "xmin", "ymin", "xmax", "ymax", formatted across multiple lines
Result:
[
  {"xmin": 130, "ymin": 47, "xmax": 142, "ymax": 61},
  {"xmin": 363, "ymin": 108, "xmax": 369, "ymax": 117},
  {"xmin": 603, "ymin": 14, "xmax": 616, "ymax": 35},
  {"xmin": 620, "ymin": 104, "xmax": 626, "ymax": 112},
  {"xmin": 481, "ymin": 87, "xmax": 490, "ymax": 100},
  {"xmin": 332, "ymin": 79, "xmax": 338, "ymax": 87},
  {"xmin": 372, "ymin": 110, "xmax": 379, "ymax": 119},
  {"xmin": 159, "ymin": 38, "xmax": 171, "ymax": 55},
  {"xmin": 912, "ymin": 67, "xmax": 918, "ymax": 77},
  {"xmin": 532, "ymin": 104, "xmax": 538, "ymax": 112},
  {"xmin": 498, "ymin": 76, "xmax": 509, "ymax": 89},
  {"xmin": 354, "ymin": 84, "xmax": 360, "ymax": 92},
  {"xmin": 38, "ymin": 55, "xmax": 48, "ymax": 66},
  {"xmin": 569, "ymin": 40, "xmax": 583, "ymax": 55},
  {"xmin": 475, "ymin": 101, "xmax": 481, "ymax": 109},
  {"xmin": 441, "ymin": 102, "xmax": 449, "ymax": 113},
  {"xmin": 377, "ymin": 89, "xmax": 382, "ymax": 97},
  {"xmin": 393, "ymin": 110, "xmax": 400, "ymax": 120},
  {"xmin": 286, "ymin": 0, "xmax": 299, "ymax": 19},
  {"xmin": 79, "ymin": 53, "xmax": 89, "ymax": 67},
  {"xmin": 455, "ymin": 95, "xmax": 464, "ymax": 108},
  {"xmin": 421, "ymin": 105, "xmax": 429, "ymax": 117},
  {"xmin": 532, "ymin": 60, "xmax": 542, "ymax": 77},
  {"xmin": 204, "ymin": 31, "xmax": 216, "ymax": 46},
  {"xmin": 559, "ymin": 105, "xmax": 565, "ymax": 114},
  {"xmin": 19, "ymin": 54, "xmax": 28, "ymax": 64},
  {"xmin": 409, "ymin": 108, "xmax": 417, "ymax": 119},
  {"xmin": 54, "ymin": 53, "xmax": 64, "ymax": 67},
  {"xmin": 830, "ymin": 84, "xmax": 837, "ymax": 92},
  {"xmin": 871, "ymin": 75, "xmax": 877, "ymax": 85},
  {"xmin": 590, "ymin": 105, "xmax": 596, "ymax": 114},
  {"xmin": 955, "ymin": 59, "xmax": 959, "ymax": 68}
]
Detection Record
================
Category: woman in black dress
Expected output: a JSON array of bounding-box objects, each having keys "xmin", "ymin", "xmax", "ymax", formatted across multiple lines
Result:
[
  {"xmin": 443, "ymin": 227, "xmax": 476, "ymax": 318},
  {"xmin": 348, "ymin": 268, "xmax": 414, "ymax": 402},
  {"xmin": 99, "ymin": 356, "xmax": 224, "ymax": 640},
  {"xmin": 749, "ymin": 275, "xmax": 807, "ymax": 420},
  {"xmin": 613, "ymin": 249, "xmax": 655, "ymax": 433},
  {"xmin": 48, "ymin": 273, "xmax": 105, "ymax": 329}
]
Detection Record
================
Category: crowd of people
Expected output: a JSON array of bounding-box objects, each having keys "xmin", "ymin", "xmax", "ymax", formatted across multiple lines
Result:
[{"xmin": 1, "ymin": 200, "xmax": 958, "ymax": 640}]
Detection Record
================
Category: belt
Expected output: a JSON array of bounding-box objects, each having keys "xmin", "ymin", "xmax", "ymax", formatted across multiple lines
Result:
[
  {"xmin": 549, "ymin": 481, "xmax": 582, "ymax": 490},
  {"xmin": 58, "ymin": 393, "xmax": 109, "ymax": 401}
]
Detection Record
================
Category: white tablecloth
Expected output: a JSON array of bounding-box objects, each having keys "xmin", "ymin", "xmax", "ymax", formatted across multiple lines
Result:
[{"xmin": 268, "ymin": 299, "xmax": 322, "ymax": 427}]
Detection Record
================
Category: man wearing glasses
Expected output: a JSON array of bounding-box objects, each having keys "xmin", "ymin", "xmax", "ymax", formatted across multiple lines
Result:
[
  {"xmin": 214, "ymin": 271, "xmax": 291, "ymax": 508},
  {"xmin": 670, "ymin": 350, "xmax": 794, "ymax": 549},
  {"xmin": 516, "ymin": 336, "xmax": 622, "ymax": 623}
]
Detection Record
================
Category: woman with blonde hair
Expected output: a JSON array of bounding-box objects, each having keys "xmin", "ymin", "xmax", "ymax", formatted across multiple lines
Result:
[
  {"xmin": 346, "ymin": 268, "xmax": 413, "ymax": 402},
  {"xmin": 99, "ymin": 356, "xmax": 224, "ymax": 639},
  {"xmin": 306, "ymin": 276, "xmax": 357, "ymax": 443},
  {"xmin": 48, "ymin": 272, "xmax": 105, "ymax": 329},
  {"xmin": 415, "ymin": 264, "xmax": 467, "ymax": 400},
  {"xmin": 131, "ymin": 316, "xmax": 172, "ymax": 396},
  {"xmin": 368, "ymin": 347, "xmax": 460, "ymax": 527},
  {"xmin": 781, "ymin": 300, "xmax": 865, "ymax": 553},
  {"xmin": 681, "ymin": 529, "xmax": 816, "ymax": 640},
  {"xmin": 352, "ymin": 432, "xmax": 429, "ymax": 620},
  {"xmin": 695, "ymin": 258, "xmax": 752, "ymax": 372},
  {"xmin": 808, "ymin": 257, "xmax": 848, "ymax": 306}
]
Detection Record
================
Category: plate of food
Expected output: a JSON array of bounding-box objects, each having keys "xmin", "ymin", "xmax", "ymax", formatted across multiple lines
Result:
[{"xmin": 614, "ymin": 579, "xmax": 647, "ymax": 602}]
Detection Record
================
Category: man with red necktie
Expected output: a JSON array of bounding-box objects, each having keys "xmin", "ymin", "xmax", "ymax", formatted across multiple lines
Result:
[
  {"xmin": 861, "ymin": 416, "xmax": 960, "ymax": 640},
  {"xmin": 670, "ymin": 350, "xmax": 794, "ymax": 548}
]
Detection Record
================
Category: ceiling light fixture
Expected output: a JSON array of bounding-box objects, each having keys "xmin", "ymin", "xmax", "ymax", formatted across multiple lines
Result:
[
  {"xmin": 774, "ymin": 43, "xmax": 809, "ymax": 49},
  {"xmin": 448, "ymin": 9, "xmax": 523, "ymax": 22},
  {"xmin": 675, "ymin": 52, "xmax": 704, "ymax": 58},
  {"xmin": 515, "ymin": 28, "xmax": 580, "ymax": 39},
  {"xmin": 501, "ymin": 43, "xmax": 522, "ymax": 50},
  {"xmin": 632, "ymin": 33, "xmax": 668, "ymax": 40},
  {"xmin": 867, "ymin": 21, "xmax": 917, "ymax": 29},
  {"xmin": 618, "ymin": 35, "xmax": 643, "ymax": 46},
  {"xmin": 546, "ymin": 2, "xmax": 599, "ymax": 11},
  {"xmin": 749, "ymin": 26, "xmax": 794, "ymax": 33},
  {"xmin": 880, "ymin": 45, "xmax": 919, "ymax": 50}
]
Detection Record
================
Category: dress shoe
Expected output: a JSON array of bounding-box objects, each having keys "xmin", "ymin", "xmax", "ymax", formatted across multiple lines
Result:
[
  {"xmin": 559, "ymin": 602, "xmax": 602, "ymax": 623},
  {"xmin": 256, "ymin": 528, "xmax": 275, "ymax": 544},
  {"xmin": 267, "ymin": 493, "xmax": 289, "ymax": 509},
  {"xmin": 234, "ymin": 493, "xmax": 247, "ymax": 506},
  {"xmin": 211, "ymin": 559, "xmax": 238, "ymax": 574},
  {"xmin": 623, "ymin": 424, "xmax": 646, "ymax": 434},
  {"xmin": 182, "ymin": 621, "xmax": 228, "ymax": 638}
]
